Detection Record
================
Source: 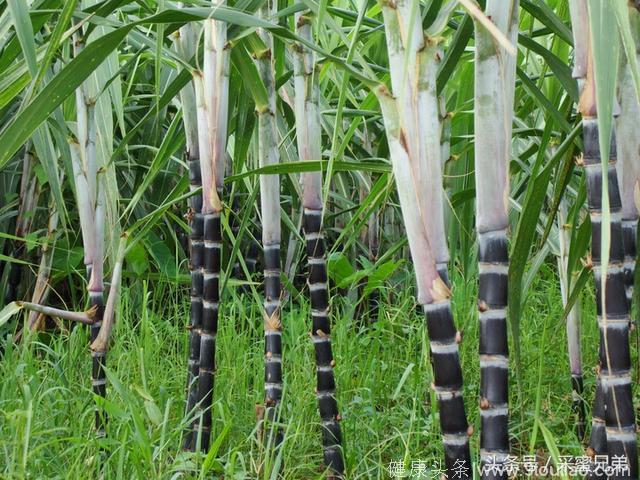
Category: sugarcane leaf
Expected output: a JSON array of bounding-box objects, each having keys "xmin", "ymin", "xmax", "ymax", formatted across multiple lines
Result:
[
  {"xmin": 125, "ymin": 242, "xmax": 148, "ymax": 276},
  {"xmin": 516, "ymin": 68, "xmax": 571, "ymax": 133},
  {"xmin": 612, "ymin": 1, "xmax": 640, "ymax": 104},
  {"xmin": 0, "ymin": 302, "xmax": 23, "ymax": 328},
  {"xmin": 33, "ymin": 0, "xmax": 79, "ymax": 90},
  {"xmin": 437, "ymin": 12, "xmax": 473, "ymax": 93},
  {"xmin": 231, "ymin": 42, "xmax": 268, "ymax": 110},
  {"xmin": 518, "ymin": 34, "xmax": 578, "ymax": 102},
  {"xmin": 123, "ymin": 111, "xmax": 184, "ymax": 217},
  {"xmin": 7, "ymin": 0, "xmax": 37, "ymax": 76},
  {"xmin": 0, "ymin": 25, "xmax": 133, "ymax": 169},
  {"xmin": 521, "ymin": 0, "xmax": 573, "ymax": 46},
  {"xmin": 225, "ymin": 160, "xmax": 391, "ymax": 182},
  {"xmin": 202, "ymin": 422, "xmax": 232, "ymax": 475},
  {"xmin": 560, "ymin": 267, "xmax": 590, "ymax": 323},
  {"xmin": 364, "ymin": 259, "xmax": 402, "ymax": 295},
  {"xmin": 327, "ymin": 252, "xmax": 355, "ymax": 285},
  {"xmin": 589, "ymin": 0, "xmax": 619, "ymax": 325}
]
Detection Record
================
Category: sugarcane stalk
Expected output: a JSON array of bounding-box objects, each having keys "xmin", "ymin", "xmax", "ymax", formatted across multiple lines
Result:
[
  {"xmin": 567, "ymin": 2, "xmax": 608, "ymax": 471},
  {"xmin": 293, "ymin": 11, "xmax": 344, "ymax": 476},
  {"xmin": 28, "ymin": 197, "xmax": 60, "ymax": 331},
  {"xmin": 615, "ymin": 7, "xmax": 640, "ymax": 308},
  {"xmin": 17, "ymin": 301, "xmax": 96, "ymax": 325},
  {"xmin": 570, "ymin": 2, "xmax": 638, "ymax": 477},
  {"xmin": 91, "ymin": 235, "xmax": 127, "ymax": 353},
  {"xmin": 6, "ymin": 148, "xmax": 39, "ymax": 304},
  {"xmin": 557, "ymin": 202, "xmax": 586, "ymax": 440},
  {"xmin": 89, "ymin": 166, "xmax": 106, "ymax": 436},
  {"xmin": 194, "ymin": 3, "xmax": 229, "ymax": 451},
  {"xmin": 377, "ymin": 1, "xmax": 471, "ymax": 477},
  {"xmin": 173, "ymin": 12, "xmax": 204, "ymax": 451},
  {"xmin": 377, "ymin": 85, "xmax": 471, "ymax": 478},
  {"xmin": 256, "ymin": 1, "xmax": 284, "ymax": 454},
  {"xmin": 473, "ymin": 2, "xmax": 518, "ymax": 477}
]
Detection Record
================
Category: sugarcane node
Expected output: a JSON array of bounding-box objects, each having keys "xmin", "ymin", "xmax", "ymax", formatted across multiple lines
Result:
[
  {"xmin": 480, "ymin": 397, "xmax": 490, "ymax": 409},
  {"xmin": 477, "ymin": 300, "xmax": 489, "ymax": 312}
]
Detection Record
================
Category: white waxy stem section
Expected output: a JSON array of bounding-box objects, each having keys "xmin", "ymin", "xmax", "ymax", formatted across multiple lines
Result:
[
  {"xmin": 309, "ymin": 283, "xmax": 328, "ymax": 291},
  {"xmin": 312, "ymin": 335, "xmax": 331, "ymax": 344},
  {"xmin": 434, "ymin": 388, "xmax": 463, "ymax": 400},
  {"xmin": 443, "ymin": 433, "xmax": 469, "ymax": 446},
  {"xmin": 480, "ymin": 309, "xmax": 507, "ymax": 321},
  {"xmin": 423, "ymin": 300, "xmax": 451, "ymax": 313},
  {"xmin": 606, "ymin": 428, "xmax": 638, "ymax": 441},
  {"xmin": 193, "ymin": 73, "xmax": 216, "ymax": 214},
  {"xmin": 317, "ymin": 391, "xmax": 336, "ymax": 399},
  {"xmin": 474, "ymin": 1, "xmax": 518, "ymax": 234},
  {"xmin": 264, "ymin": 300, "xmax": 281, "ymax": 311},
  {"xmin": 568, "ymin": 0, "xmax": 590, "ymax": 79},
  {"xmin": 430, "ymin": 342, "xmax": 460, "ymax": 354},
  {"xmin": 417, "ymin": 42, "xmax": 449, "ymax": 266},
  {"xmin": 592, "ymin": 265, "xmax": 624, "ymax": 275},
  {"xmin": 598, "ymin": 316, "xmax": 631, "ymax": 327},
  {"xmin": 480, "ymin": 406, "xmax": 509, "ymax": 417},
  {"xmin": 600, "ymin": 374, "xmax": 632, "ymax": 387},
  {"xmin": 480, "ymin": 451, "xmax": 509, "ymax": 462},
  {"xmin": 202, "ymin": 301, "xmax": 219, "ymax": 309},
  {"xmin": 376, "ymin": 89, "xmax": 441, "ymax": 305},
  {"xmin": 479, "ymin": 355, "xmax": 509, "ymax": 368},
  {"xmin": 590, "ymin": 211, "xmax": 623, "ymax": 222},
  {"xmin": 294, "ymin": 18, "xmax": 323, "ymax": 210},
  {"xmin": 305, "ymin": 232, "xmax": 324, "ymax": 241},
  {"xmin": 478, "ymin": 264, "xmax": 509, "ymax": 274},
  {"xmin": 616, "ymin": 23, "xmax": 640, "ymax": 221}
]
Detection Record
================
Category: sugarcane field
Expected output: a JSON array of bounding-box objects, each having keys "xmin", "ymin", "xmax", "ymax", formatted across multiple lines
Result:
[{"xmin": 3, "ymin": 0, "xmax": 640, "ymax": 478}]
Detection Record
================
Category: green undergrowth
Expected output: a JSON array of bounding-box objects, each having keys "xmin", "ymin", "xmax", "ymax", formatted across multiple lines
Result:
[{"xmin": 0, "ymin": 262, "xmax": 636, "ymax": 479}]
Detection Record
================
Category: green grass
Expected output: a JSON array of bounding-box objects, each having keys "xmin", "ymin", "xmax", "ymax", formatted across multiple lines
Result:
[{"xmin": 0, "ymin": 263, "xmax": 629, "ymax": 479}]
